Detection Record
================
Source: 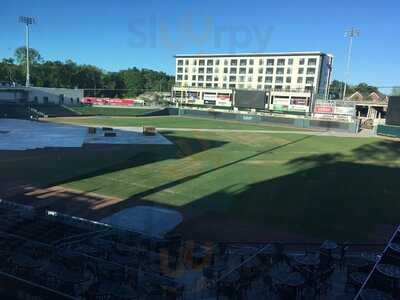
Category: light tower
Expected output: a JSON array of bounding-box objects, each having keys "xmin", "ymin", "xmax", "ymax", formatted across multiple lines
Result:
[
  {"xmin": 18, "ymin": 16, "xmax": 37, "ymax": 87},
  {"xmin": 343, "ymin": 27, "xmax": 359, "ymax": 100}
]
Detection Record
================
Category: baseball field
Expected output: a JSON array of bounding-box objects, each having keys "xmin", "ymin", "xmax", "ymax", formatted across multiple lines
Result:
[{"xmin": 2, "ymin": 115, "xmax": 400, "ymax": 243}]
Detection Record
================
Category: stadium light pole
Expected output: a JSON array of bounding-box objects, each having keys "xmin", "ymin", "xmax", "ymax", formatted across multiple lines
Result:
[
  {"xmin": 343, "ymin": 27, "xmax": 359, "ymax": 100},
  {"xmin": 18, "ymin": 16, "xmax": 37, "ymax": 87}
]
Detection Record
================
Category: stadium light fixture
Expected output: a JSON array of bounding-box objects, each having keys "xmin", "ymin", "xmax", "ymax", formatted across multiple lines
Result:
[
  {"xmin": 18, "ymin": 16, "xmax": 37, "ymax": 87},
  {"xmin": 342, "ymin": 27, "xmax": 360, "ymax": 100}
]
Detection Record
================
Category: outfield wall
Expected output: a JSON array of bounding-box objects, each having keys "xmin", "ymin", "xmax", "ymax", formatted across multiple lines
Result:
[
  {"xmin": 164, "ymin": 108, "xmax": 358, "ymax": 133},
  {"xmin": 377, "ymin": 124, "xmax": 400, "ymax": 138}
]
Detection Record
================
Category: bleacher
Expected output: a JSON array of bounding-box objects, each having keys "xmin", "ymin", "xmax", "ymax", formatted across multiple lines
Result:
[
  {"xmin": 0, "ymin": 104, "xmax": 32, "ymax": 119},
  {"xmin": 29, "ymin": 104, "xmax": 79, "ymax": 117}
]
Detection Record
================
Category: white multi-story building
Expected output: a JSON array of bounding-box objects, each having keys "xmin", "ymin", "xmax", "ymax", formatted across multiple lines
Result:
[{"xmin": 172, "ymin": 52, "xmax": 333, "ymax": 110}]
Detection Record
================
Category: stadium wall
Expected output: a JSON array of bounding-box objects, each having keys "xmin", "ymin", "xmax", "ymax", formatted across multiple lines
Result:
[
  {"xmin": 377, "ymin": 124, "xmax": 400, "ymax": 138},
  {"xmin": 164, "ymin": 108, "xmax": 358, "ymax": 133}
]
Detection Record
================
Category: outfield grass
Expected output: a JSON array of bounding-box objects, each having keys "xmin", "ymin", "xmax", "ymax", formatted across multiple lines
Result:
[
  {"xmin": 3, "ymin": 126, "xmax": 399, "ymax": 242},
  {"xmin": 51, "ymin": 116, "xmax": 308, "ymax": 131},
  {"xmin": 69, "ymin": 106, "xmax": 161, "ymax": 116}
]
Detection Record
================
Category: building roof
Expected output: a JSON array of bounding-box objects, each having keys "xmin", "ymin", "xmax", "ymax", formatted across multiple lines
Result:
[{"xmin": 175, "ymin": 51, "xmax": 333, "ymax": 58}]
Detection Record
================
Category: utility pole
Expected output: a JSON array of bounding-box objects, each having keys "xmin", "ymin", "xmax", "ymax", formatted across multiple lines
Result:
[
  {"xmin": 343, "ymin": 27, "xmax": 359, "ymax": 100},
  {"xmin": 18, "ymin": 16, "xmax": 36, "ymax": 87}
]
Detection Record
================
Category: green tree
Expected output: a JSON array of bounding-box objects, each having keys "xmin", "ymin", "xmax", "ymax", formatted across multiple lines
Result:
[{"xmin": 14, "ymin": 47, "xmax": 43, "ymax": 65}]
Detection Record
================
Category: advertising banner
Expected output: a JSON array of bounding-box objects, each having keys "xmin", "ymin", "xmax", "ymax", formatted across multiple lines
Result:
[
  {"xmin": 204, "ymin": 100, "xmax": 216, "ymax": 105},
  {"xmin": 203, "ymin": 93, "xmax": 217, "ymax": 101},
  {"xmin": 81, "ymin": 97, "xmax": 137, "ymax": 106},
  {"xmin": 314, "ymin": 104, "xmax": 334, "ymax": 114},
  {"xmin": 334, "ymin": 106, "xmax": 355, "ymax": 116}
]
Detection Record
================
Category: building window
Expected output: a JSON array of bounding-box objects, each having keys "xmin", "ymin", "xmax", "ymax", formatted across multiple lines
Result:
[
  {"xmin": 206, "ymin": 83, "xmax": 212, "ymax": 87},
  {"xmin": 214, "ymin": 76, "xmax": 219, "ymax": 81},
  {"xmin": 276, "ymin": 68, "xmax": 284, "ymax": 75},
  {"xmin": 299, "ymin": 58, "xmax": 305, "ymax": 65},
  {"xmin": 206, "ymin": 67, "xmax": 213, "ymax": 74},
  {"xmin": 258, "ymin": 76, "xmax": 263, "ymax": 83},
  {"xmin": 308, "ymin": 58, "xmax": 317, "ymax": 66},
  {"xmin": 275, "ymin": 85, "xmax": 283, "ymax": 91},
  {"xmin": 305, "ymin": 86, "xmax": 313, "ymax": 92},
  {"xmin": 257, "ymin": 84, "xmax": 262, "ymax": 90},
  {"xmin": 192, "ymin": 67, "xmax": 196, "ymax": 73},
  {"xmin": 286, "ymin": 77, "xmax": 292, "ymax": 83},
  {"xmin": 306, "ymin": 77, "xmax": 314, "ymax": 84},
  {"xmin": 230, "ymin": 68, "xmax": 237, "ymax": 74},
  {"xmin": 206, "ymin": 75, "xmax": 212, "ymax": 81},
  {"xmin": 184, "ymin": 75, "xmax": 188, "ymax": 80},
  {"xmin": 297, "ymin": 77, "xmax": 303, "ymax": 84},
  {"xmin": 177, "ymin": 60, "xmax": 183, "ymax": 66},
  {"xmin": 258, "ymin": 68, "xmax": 263, "ymax": 74},
  {"xmin": 198, "ymin": 68, "xmax": 204, "ymax": 74},
  {"xmin": 277, "ymin": 59, "xmax": 285, "ymax": 66},
  {"xmin": 285, "ymin": 85, "xmax": 291, "ymax": 91},
  {"xmin": 265, "ymin": 76, "xmax": 273, "ymax": 83},
  {"xmin": 259, "ymin": 59, "xmax": 263, "ymax": 65},
  {"xmin": 275, "ymin": 76, "xmax": 284, "ymax": 83},
  {"xmin": 223, "ymin": 68, "xmax": 228, "ymax": 73},
  {"xmin": 207, "ymin": 60, "xmax": 213, "ymax": 66},
  {"xmin": 267, "ymin": 59, "xmax": 274, "ymax": 66},
  {"xmin": 298, "ymin": 68, "xmax": 304, "ymax": 74},
  {"xmin": 214, "ymin": 83, "xmax": 218, "ymax": 87},
  {"xmin": 43, "ymin": 96, "xmax": 49, "ymax": 104},
  {"xmin": 239, "ymin": 76, "xmax": 245, "ymax": 82},
  {"xmin": 306, "ymin": 68, "xmax": 316, "ymax": 75},
  {"xmin": 193, "ymin": 60, "xmax": 197, "ymax": 65},
  {"xmin": 229, "ymin": 84, "xmax": 236, "ymax": 89},
  {"xmin": 287, "ymin": 68, "xmax": 292, "ymax": 74},
  {"xmin": 239, "ymin": 59, "xmax": 247, "ymax": 66},
  {"xmin": 224, "ymin": 59, "xmax": 228, "ymax": 65},
  {"xmin": 215, "ymin": 60, "xmax": 220, "ymax": 65},
  {"xmin": 33, "ymin": 96, "xmax": 38, "ymax": 103},
  {"xmin": 288, "ymin": 58, "xmax": 294, "ymax": 65},
  {"xmin": 199, "ymin": 59, "xmax": 205, "ymax": 66},
  {"xmin": 177, "ymin": 67, "xmax": 183, "ymax": 73},
  {"xmin": 70, "ymin": 98, "xmax": 73, "ymax": 104},
  {"xmin": 177, "ymin": 75, "xmax": 183, "ymax": 80},
  {"xmin": 264, "ymin": 85, "xmax": 272, "ymax": 90},
  {"xmin": 198, "ymin": 75, "xmax": 204, "ymax": 81},
  {"xmin": 231, "ymin": 59, "xmax": 237, "ymax": 66},
  {"xmin": 198, "ymin": 82, "xmax": 204, "ymax": 87},
  {"xmin": 192, "ymin": 75, "xmax": 196, "ymax": 81},
  {"xmin": 266, "ymin": 68, "xmax": 273, "ymax": 75},
  {"xmin": 76, "ymin": 98, "xmax": 80, "ymax": 104},
  {"xmin": 229, "ymin": 76, "xmax": 236, "ymax": 82},
  {"xmin": 223, "ymin": 83, "xmax": 227, "ymax": 88},
  {"xmin": 248, "ymin": 67, "xmax": 253, "ymax": 74},
  {"xmin": 214, "ymin": 67, "xmax": 219, "ymax": 73},
  {"xmin": 185, "ymin": 59, "xmax": 189, "ymax": 65},
  {"xmin": 247, "ymin": 76, "xmax": 252, "ymax": 82},
  {"xmin": 239, "ymin": 68, "xmax": 246, "ymax": 74},
  {"xmin": 184, "ymin": 67, "xmax": 188, "ymax": 73},
  {"xmin": 192, "ymin": 82, "xmax": 196, "ymax": 87},
  {"xmin": 249, "ymin": 59, "xmax": 254, "ymax": 65}
]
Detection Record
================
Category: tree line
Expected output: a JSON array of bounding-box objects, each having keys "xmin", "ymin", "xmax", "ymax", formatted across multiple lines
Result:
[{"xmin": 0, "ymin": 47, "xmax": 175, "ymax": 98}]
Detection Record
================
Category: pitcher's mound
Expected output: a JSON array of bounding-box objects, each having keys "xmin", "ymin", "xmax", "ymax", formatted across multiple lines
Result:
[{"xmin": 101, "ymin": 205, "xmax": 183, "ymax": 237}]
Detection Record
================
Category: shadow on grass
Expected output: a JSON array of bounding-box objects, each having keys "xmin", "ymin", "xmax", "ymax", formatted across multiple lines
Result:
[{"xmin": 176, "ymin": 139, "xmax": 400, "ymax": 242}]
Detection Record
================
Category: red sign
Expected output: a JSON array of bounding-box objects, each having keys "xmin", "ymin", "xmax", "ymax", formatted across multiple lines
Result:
[
  {"xmin": 81, "ymin": 97, "xmax": 137, "ymax": 106},
  {"xmin": 314, "ymin": 105, "xmax": 334, "ymax": 113}
]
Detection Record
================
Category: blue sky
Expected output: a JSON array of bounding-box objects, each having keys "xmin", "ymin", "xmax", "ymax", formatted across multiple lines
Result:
[{"xmin": 0, "ymin": 0, "xmax": 399, "ymax": 88}]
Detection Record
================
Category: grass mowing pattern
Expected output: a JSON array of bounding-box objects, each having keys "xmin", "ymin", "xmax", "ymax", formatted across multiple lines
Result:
[
  {"xmin": 51, "ymin": 116, "xmax": 308, "ymax": 131},
  {"xmin": 3, "ymin": 120, "xmax": 398, "ymax": 241}
]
